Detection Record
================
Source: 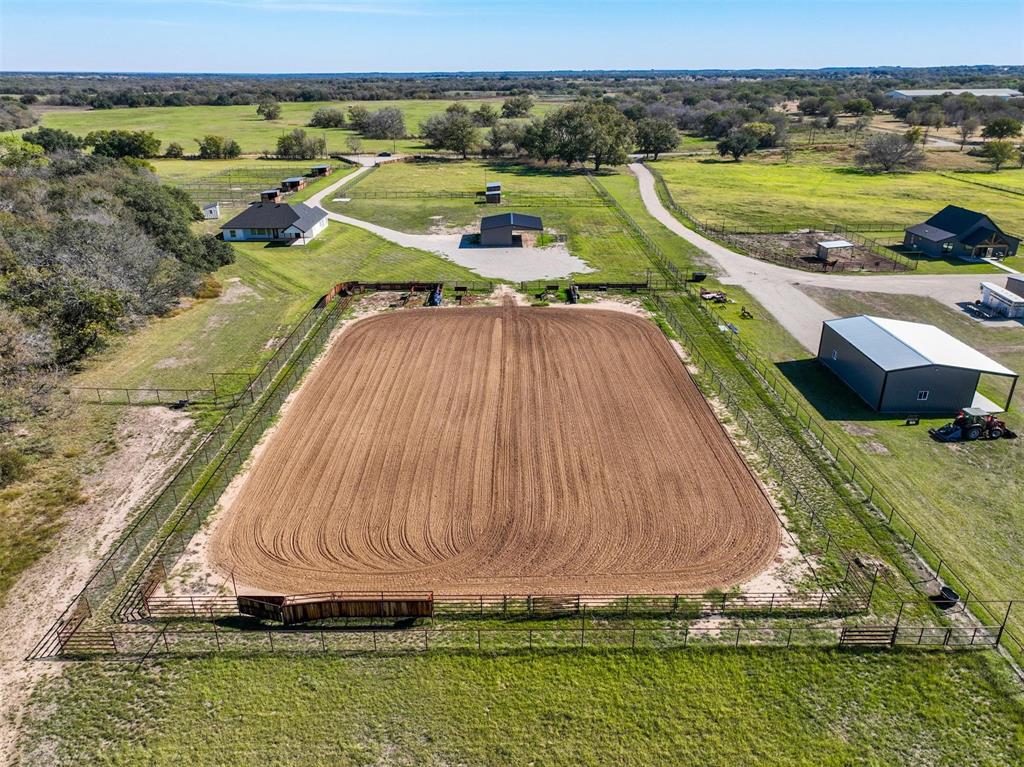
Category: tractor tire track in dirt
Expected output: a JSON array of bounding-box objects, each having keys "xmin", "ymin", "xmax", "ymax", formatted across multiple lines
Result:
[{"xmin": 209, "ymin": 306, "xmax": 780, "ymax": 595}]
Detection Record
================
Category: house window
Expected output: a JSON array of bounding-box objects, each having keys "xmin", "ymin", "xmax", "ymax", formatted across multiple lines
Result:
[
  {"xmin": 917, "ymin": 390, "xmax": 930, "ymax": 401},
  {"xmin": 831, "ymin": 349, "xmax": 838, "ymax": 360},
  {"xmin": 229, "ymin": 230, "xmax": 237, "ymax": 238},
  {"xmin": 942, "ymin": 242, "xmax": 953, "ymax": 253}
]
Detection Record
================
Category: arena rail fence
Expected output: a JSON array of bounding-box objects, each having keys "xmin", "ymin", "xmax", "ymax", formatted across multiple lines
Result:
[
  {"xmin": 45, "ymin": 613, "xmax": 1016, "ymax": 662},
  {"xmin": 589, "ymin": 170, "xmax": 1024, "ymax": 664},
  {"xmin": 643, "ymin": 163, "xmax": 917, "ymax": 272}
]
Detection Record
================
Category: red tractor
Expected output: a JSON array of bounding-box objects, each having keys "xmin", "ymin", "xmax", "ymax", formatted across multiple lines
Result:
[{"xmin": 929, "ymin": 408, "xmax": 1016, "ymax": 442}]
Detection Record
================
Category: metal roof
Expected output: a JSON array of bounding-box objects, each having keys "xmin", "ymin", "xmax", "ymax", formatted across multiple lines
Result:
[
  {"xmin": 311, "ymin": 164, "xmax": 331, "ymax": 169},
  {"xmin": 817, "ymin": 240, "xmax": 853, "ymax": 249},
  {"xmin": 480, "ymin": 212, "xmax": 543, "ymax": 231},
  {"xmin": 221, "ymin": 202, "xmax": 327, "ymax": 233},
  {"xmin": 282, "ymin": 176, "xmax": 306, "ymax": 183},
  {"xmin": 824, "ymin": 315, "xmax": 1016, "ymax": 376},
  {"xmin": 925, "ymin": 205, "xmax": 993, "ymax": 237},
  {"xmin": 905, "ymin": 223, "xmax": 955, "ymax": 242},
  {"xmin": 886, "ymin": 89, "xmax": 1022, "ymax": 98}
]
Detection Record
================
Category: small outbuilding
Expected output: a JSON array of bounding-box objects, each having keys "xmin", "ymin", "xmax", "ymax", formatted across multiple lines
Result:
[
  {"xmin": 980, "ymin": 282, "xmax": 1024, "ymax": 319},
  {"xmin": 485, "ymin": 181, "xmax": 501, "ymax": 204},
  {"xmin": 815, "ymin": 239, "xmax": 854, "ymax": 261},
  {"xmin": 260, "ymin": 189, "xmax": 283, "ymax": 203},
  {"xmin": 280, "ymin": 177, "xmax": 307, "ymax": 193},
  {"xmin": 202, "ymin": 202, "xmax": 221, "ymax": 220},
  {"xmin": 904, "ymin": 205, "xmax": 1019, "ymax": 261},
  {"xmin": 817, "ymin": 315, "xmax": 1018, "ymax": 413},
  {"xmin": 479, "ymin": 212, "xmax": 543, "ymax": 247},
  {"xmin": 310, "ymin": 164, "xmax": 333, "ymax": 177},
  {"xmin": 221, "ymin": 202, "xmax": 328, "ymax": 245}
]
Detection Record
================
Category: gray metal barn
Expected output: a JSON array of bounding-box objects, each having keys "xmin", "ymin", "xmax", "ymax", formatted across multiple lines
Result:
[
  {"xmin": 479, "ymin": 212, "xmax": 543, "ymax": 246},
  {"xmin": 817, "ymin": 315, "xmax": 1018, "ymax": 413}
]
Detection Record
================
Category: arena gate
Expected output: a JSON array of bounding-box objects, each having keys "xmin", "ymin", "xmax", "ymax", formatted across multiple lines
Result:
[{"xmin": 237, "ymin": 592, "xmax": 434, "ymax": 625}]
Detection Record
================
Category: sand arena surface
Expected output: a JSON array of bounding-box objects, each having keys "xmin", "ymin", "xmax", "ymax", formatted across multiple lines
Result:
[{"xmin": 209, "ymin": 305, "xmax": 780, "ymax": 595}]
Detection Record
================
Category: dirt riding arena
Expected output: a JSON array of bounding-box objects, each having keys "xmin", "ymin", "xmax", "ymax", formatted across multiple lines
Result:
[{"xmin": 207, "ymin": 303, "xmax": 780, "ymax": 595}]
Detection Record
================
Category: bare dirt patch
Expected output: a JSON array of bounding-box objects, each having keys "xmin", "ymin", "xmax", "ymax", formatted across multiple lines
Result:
[
  {"xmin": 0, "ymin": 406, "xmax": 194, "ymax": 764},
  {"xmin": 729, "ymin": 230, "xmax": 908, "ymax": 272},
  {"xmin": 207, "ymin": 305, "xmax": 780, "ymax": 596}
]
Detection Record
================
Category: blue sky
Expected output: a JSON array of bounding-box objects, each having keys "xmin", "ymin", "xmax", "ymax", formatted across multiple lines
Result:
[{"xmin": 2, "ymin": 0, "xmax": 1022, "ymax": 73}]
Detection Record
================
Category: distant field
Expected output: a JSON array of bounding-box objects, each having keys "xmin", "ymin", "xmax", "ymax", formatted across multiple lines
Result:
[
  {"xmin": 655, "ymin": 154, "xmax": 1024, "ymax": 235},
  {"xmin": 38, "ymin": 98, "xmax": 563, "ymax": 156}
]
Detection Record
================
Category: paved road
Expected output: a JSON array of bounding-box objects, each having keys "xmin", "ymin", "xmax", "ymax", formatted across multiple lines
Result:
[{"xmin": 629, "ymin": 163, "xmax": 1005, "ymax": 352}]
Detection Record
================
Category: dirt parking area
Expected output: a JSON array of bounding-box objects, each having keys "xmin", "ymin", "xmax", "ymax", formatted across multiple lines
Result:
[
  {"xmin": 730, "ymin": 230, "xmax": 908, "ymax": 272},
  {"xmin": 205, "ymin": 303, "xmax": 781, "ymax": 596}
]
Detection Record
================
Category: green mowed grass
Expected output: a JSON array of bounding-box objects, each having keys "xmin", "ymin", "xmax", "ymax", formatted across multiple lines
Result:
[
  {"xmin": 327, "ymin": 161, "xmax": 655, "ymax": 282},
  {"xmin": 74, "ymin": 222, "xmax": 480, "ymax": 392},
  {"xmin": 20, "ymin": 650, "xmax": 1024, "ymax": 766},
  {"xmin": 38, "ymin": 99, "xmax": 563, "ymax": 156},
  {"xmin": 654, "ymin": 154, "xmax": 1024, "ymax": 236}
]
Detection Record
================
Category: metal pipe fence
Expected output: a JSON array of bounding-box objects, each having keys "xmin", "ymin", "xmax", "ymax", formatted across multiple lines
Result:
[
  {"xmin": 27, "ymin": 294, "xmax": 347, "ymax": 661},
  {"xmin": 48, "ymin": 620, "xmax": 1007, "ymax": 661}
]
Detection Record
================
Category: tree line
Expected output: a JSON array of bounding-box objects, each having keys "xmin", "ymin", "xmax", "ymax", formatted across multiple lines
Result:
[{"xmin": 0, "ymin": 134, "xmax": 234, "ymax": 487}]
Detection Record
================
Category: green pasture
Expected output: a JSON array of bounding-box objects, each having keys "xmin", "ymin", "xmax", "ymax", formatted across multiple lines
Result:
[
  {"xmin": 38, "ymin": 98, "xmax": 561, "ymax": 156},
  {"xmin": 654, "ymin": 154, "xmax": 1024, "ymax": 236},
  {"xmin": 327, "ymin": 161, "xmax": 655, "ymax": 282}
]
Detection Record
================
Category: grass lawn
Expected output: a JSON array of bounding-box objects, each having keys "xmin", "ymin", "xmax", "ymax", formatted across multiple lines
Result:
[
  {"xmin": 653, "ymin": 153, "xmax": 1024, "ymax": 236},
  {"xmin": 37, "ymin": 99, "xmax": 562, "ymax": 156},
  {"xmin": 327, "ymin": 161, "xmax": 656, "ymax": 282},
  {"xmin": 20, "ymin": 650, "xmax": 1024, "ymax": 766}
]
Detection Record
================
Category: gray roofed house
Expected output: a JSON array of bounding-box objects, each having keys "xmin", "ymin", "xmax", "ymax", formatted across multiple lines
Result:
[
  {"xmin": 817, "ymin": 315, "xmax": 1018, "ymax": 413},
  {"xmin": 903, "ymin": 205, "xmax": 1019, "ymax": 261},
  {"xmin": 221, "ymin": 202, "xmax": 329, "ymax": 245},
  {"xmin": 479, "ymin": 212, "xmax": 543, "ymax": 246}
]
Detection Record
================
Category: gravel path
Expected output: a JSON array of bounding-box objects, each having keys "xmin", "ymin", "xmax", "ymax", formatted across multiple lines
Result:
[{"xmin": 629, "ymin": 163, "xmax": 1004, "ymax": 352}]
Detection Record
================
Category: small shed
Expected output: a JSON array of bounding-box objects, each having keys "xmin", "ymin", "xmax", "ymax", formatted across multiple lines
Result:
[
  {"xmin": 817, "ymin": 315, "xmax": 1018, "ymax": 413},
  {"xmin": 260, "ymin": 189, "xmax": 282, "ymax": 203},
  {"xmin": 1006, "ymin": 275, "xmax": 1024, "ymax": 298},
  {"xmin": 479, "ymin": 212, "xmax": 543, "ymax": 247},
  {"xmin": 485, "ymin": 181, "xmax": 501, "ymax": 204},
  {"xmin": 202, "ymin": 202, "xmax": 221, "ymax": 220},
  {"xmin": 980, "ymin": 282, "xmax": 1024, "ymax": 319},
  {"xmin": 280, "ymin": 177, "xmax": 307, "ymax": 192},
  {"xmin": 816, "ymin": 239, "xmax": 854, "ymax": 261},
  {"xmin": 310, "ymin": 164, "xmax": 333, "ymax": 177}
]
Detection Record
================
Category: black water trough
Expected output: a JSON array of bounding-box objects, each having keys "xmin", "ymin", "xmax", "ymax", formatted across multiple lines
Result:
[{"xmin": 933, "ymin": 586, "xmax": 960, "ymax": 610}]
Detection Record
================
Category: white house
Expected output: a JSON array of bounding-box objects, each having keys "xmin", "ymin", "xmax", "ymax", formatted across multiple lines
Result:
[
  {"xmin": 202, "ymin": 202, "xmax": 220, "ymax": 220},
  {"xmin": 220, "ymin": 202, "xmax": 328, "ymax": 245}
]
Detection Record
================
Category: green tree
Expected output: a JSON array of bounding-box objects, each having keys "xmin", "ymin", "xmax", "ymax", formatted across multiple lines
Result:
[
  {"xmin": 0, "ymin": 134, "xmax": 45, "ymax": 167},
  {"xmin": 716, "ymin": 129, "xmax": 759, "ymax": 161},
  {"xmin": 981, "ymin": 140, "xmax": 1016, "ymax": 171},
  {"xmin": 308, "ymin": 107, "xmax": 346, "ymax": 128},
  {"xmin": 164, "ymin": 142, "xmax": 185, "ymax": 159},
  {"xmin": 256, "ymin": 99, "xmax": 281, "ymax": 120},
  {"xmin": 347, "ymin": 106, "xmax": 370, "ymax": 132},
  {"xmin": 981, "ymin": 118, "xmax": 1022, "ymax": 140},
  {"xmin": 21, "ymin": 127, "xmax": 83, "ymax": 153},
  {"xmin": 855, "ymin": 133, "xmax": 925, "ymax": 172},
  {"xmin": 843, "ymin": 98, "xmax": 874, "ymax": 116},
  {"xmin": 84, "ymin": 129, "xmax": 161, "ymax": 159},
  {"xmin": 635, "ymin": 117, "xmax": 679, "ymax": 160},
  {"xmin": 501, "ymin": 94, "xmax": 534, "ymax": 118},
  {"xmin": 363, "ymin": 108, "xmax": 406, "ymax": 142},
  {"xmin": 473, "ymin": 103, "xmax": 500, "ymax": 127},
  {"xmin": 579, "ymin": 101, "xmax": 635, "ymax": 170},
  {"xmin": 520, "ymin": 118, "xmax": 557, "ymax": 164},
  {"xmin": 421, "ymin": 105, "xmax": 479, "ymax": 158},
  {"xmin": 958, "ymin": 117, "xmax": 981, "ymax": 151},
  {"xmin": 276, "ymin": 128, "xmax": 326, "ymax": 160},
  {"xmin": 195, "ymin": 135, "xmax": 240, "ymax": 159}
]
